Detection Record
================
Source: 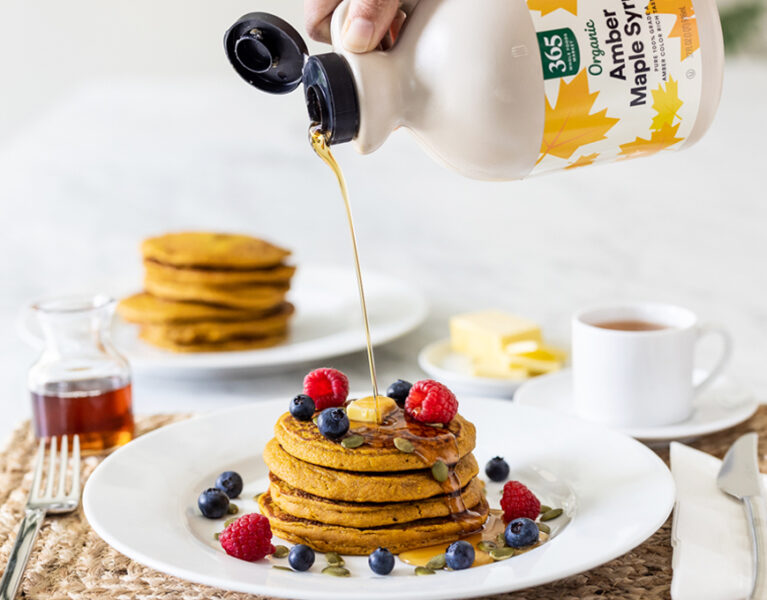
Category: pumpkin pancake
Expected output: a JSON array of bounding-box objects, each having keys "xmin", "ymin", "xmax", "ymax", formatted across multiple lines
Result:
[
  {"xmin": 259, "ymin": 491, "xmax": 490, "ymax": 555},
  {"xmin": 144, "ymin": 260, "xmax": 296, "ymax": 286},
  {"xmin": 140, "ymin": 303, "xmax": 294, "ymax": 344},
  {"xmin": 117, "ymin": 293, "xmax": 282, "ymax": 324},
  {"xmin": 268, "ymin": 473, "xmax": 485, "ymax": 528},
  {"xmin": 141, "ymin": 232, "xmax": 291, "ymax": 269},
  {"xmin": 144, "ymin": 278, "xmax": 288, "ymax": 310},
  {"xmin": 263, "ymin": 439, "xmax": 479, "ymax": 503},
  {"xmin": 139, "ymin": 329, "xmax": 287, "ymax": 352},
  {"xmin": 273, "ymin": 411, "xmax": 475, "ymax": 472}
]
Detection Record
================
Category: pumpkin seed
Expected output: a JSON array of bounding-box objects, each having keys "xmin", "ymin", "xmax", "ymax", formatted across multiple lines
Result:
[
  {"xmin": 326, "ymin": 552, "xmax": 345, "ymax": 566},
  {"xmin": 393, "ymin": 437, "xmax": 415, "ymax": 453},
  {"xmin": 272, "ymin": 545, "xmax": 289, "ymax": 558},
  {"xmin": 496, "ymin": 532, "xmax": 507, "ymax": 546},
  {"xmin": 477, "ymin": 540, "xmax": 497, "ymax": 553},
  {"xmin": 414, "ymin": 566, "xmax": 436, "ymax": 576},
  {"xmin": 322, "ymin": 566, "xmax": 350, "ymax": 577},
  {"xmin": 489, "ymin": 547, "xmax": 516, "ymax": 561},
  {"xmin": 253, "ymin": 492, "xmax": 264, "ymax": 501},
  {"xmin": 272, "ymin": 565, "xmax": 293, "ymax": 572},
  {"xmin": 431, "ymin": 460, "xmax": 448, "ymax": 483},
  {"xmin": 537, "ymin": 522, "xmax": 551, "ymax": 534},
  {"xmin": 540, "ymin": 508, "xmax": 563, "ymax": 521},
  {"xmin": 213, "ymin": 532, "xmax": 220, "ymax": 541},
  {"xmin": 425, "ymin": 553, "xmax": 446, "ymax": 570},
  {"xmin": 341, "ymin": 434, "xmax": 365, "ymax": 449},
  {"xmin": 227, "ymin": 503, "xmax": 239, "ymax": 515},
  {"xmin": 313, "ymin": 416, "xmax": 319, "ymax": 425},
  {"xmin": 224, "ymin": 516, "xmax": 238, "ymax": 528},
  {"xmin": 539, "ymin": 505, "xmax": 552, "ymax": 514}
]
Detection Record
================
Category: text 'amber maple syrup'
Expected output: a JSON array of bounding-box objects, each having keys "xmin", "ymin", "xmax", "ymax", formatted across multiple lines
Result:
[
  {"xmin": 310, "ymin": 127, "xmax": 382, "ymax": 421},
  {"xmin": 31, "ymin": 376, "xmax": 134, "ymax": 453}
]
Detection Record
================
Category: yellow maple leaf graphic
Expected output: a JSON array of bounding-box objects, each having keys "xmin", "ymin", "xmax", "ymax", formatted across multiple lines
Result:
[
  {"xmin": 646, "ymin": 0, "xmax": 700, "ymax": 61},
  {"xmin": 537, "ymin": 70, "xmax": 619, "ymax": 164},
  {"xmin": 565, "ymin": 153, "xmax": 600, "ymax": 169},
  {"xmin": 527, "ymin": 0, "xmax": 577, "ymax": 16},
  {"xmin": 650, "ymin": 77, "xmax": 683, "ymax": 130},
  {"xmin": 619, "ymin": 122, "xmax": 684, "ymax": 158}
]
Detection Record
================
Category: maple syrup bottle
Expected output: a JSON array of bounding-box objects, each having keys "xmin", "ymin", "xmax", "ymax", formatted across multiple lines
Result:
[{"xmin": 225, "ymin": 0, "xmax": 723, "ymax": 180}]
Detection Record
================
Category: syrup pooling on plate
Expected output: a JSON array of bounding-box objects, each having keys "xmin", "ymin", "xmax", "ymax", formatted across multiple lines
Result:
[
  {"xmin": 310, "ymin": 127, "xmax": 382, "ymax": 422},
  {"xmin": 399, "ymin": 509, "xmax": 548, "ymax": 568}
]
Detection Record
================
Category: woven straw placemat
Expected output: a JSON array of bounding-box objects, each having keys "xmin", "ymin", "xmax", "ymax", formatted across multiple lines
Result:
[{"xmin": 1, "ymin": 408, "xmax": 766, "ymax": 600}]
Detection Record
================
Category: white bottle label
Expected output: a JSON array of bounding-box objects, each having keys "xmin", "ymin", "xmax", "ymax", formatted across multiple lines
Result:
[{"xmin": 528, "ymin": 0, "xmax": 703, "ymax": 173}]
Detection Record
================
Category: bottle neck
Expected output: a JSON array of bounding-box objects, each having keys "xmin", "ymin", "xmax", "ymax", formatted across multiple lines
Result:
[{"xmin": 303, "ymin": 54, "xmax": 360, "ymax": 145}]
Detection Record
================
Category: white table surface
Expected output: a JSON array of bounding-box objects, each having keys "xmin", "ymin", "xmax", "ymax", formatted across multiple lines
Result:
[{"xmin": 0, "ymin": 59, "xmax": 765, "ymax": 447}]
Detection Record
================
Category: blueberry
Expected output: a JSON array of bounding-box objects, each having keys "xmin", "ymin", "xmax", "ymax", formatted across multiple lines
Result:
[
  {"xmin": 504, "ymin": 517, "xmax": 539, "ymax": 548},
  {"xmin": 368, "ymin": 547, "xmax": 395, "ymax": 575},
  {"xmin": 445, "ymin": 540, "xmax": 475, "ymax": 570},
  {"xmin": 484, "ymin": 457, "xmax": 510, "ymax": 482},
  {"xmin": 288, "ymin": 544, "xmax": 315, "ymax": 571},
  {"xmin": 215, "ymin": 471, "xmax": 243, "ymax": 498},
  {"xmin": 317, "ymin": 407, "xmax": 350, "ymax": 440},
  {"xmin": 386, "ymin": 379, "xmax": 412, "ymax": 407},
  {"xmin": 198, "ymin": 487, "xmax": 230, "ymax": 519},
  {"xmin": 290, "ymin": 394, "xmax": 316, "ymax": 421}
]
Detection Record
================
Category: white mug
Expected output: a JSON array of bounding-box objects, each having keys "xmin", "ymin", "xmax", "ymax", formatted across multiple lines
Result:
[{"xmin": 572, "ymin": 303, "xmax": 732, "ymax": 428}]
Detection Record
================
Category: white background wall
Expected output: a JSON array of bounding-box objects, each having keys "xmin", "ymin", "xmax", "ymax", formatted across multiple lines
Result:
[{"xmin": 0, "ymin": 1, "xmax": 320, "ymax": 141}]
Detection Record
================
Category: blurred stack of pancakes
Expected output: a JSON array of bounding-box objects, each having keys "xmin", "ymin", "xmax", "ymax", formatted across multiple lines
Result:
[
  {"xmin": 118, "ymin": 232, "xmax": 295, "ymax": 352},
  {"xmin": 257, "ymin": 408, "xmax": 489, "ymax": 555}
]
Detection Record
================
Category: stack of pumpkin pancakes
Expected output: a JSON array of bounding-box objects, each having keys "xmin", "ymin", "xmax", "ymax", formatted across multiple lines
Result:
[
  {"xmin": 118, "ymin": 232, "xmax": 295, "ymax": 352},
  {"xmin": 258, "ymin": 405, "xmax": 490, "ymax": 555}
]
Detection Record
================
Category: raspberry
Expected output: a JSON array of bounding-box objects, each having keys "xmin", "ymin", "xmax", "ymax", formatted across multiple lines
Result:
[
  {"xmin": 404, "ymin": 380, "xmax": 458, "ymax": 424},
  {"xmin": 303, "ymin": 368, "xmax": 349, "ymax": 410},
  {"xmin": 500, "ymin": 481, "xmax": 541, "ymax": 522},
  {"xmin": 219, "ymin": 513, "xmax": 275, "ymax": 562}
]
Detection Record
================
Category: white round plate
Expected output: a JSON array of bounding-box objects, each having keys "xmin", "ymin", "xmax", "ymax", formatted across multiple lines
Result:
[
  {"xmin": 515, "ymin": 369, "xmax": 758, "ymax": 443},
  {"xmin": 84, "ymin": 397, "xmax": 674, "ymax": 600},
  {"xmin": 113, "ymin": 265, "xmax": 428, "ymax": 374},
  {"xmin": 418, "ymin": 339, "xmax": 532, "ymax": 398}
]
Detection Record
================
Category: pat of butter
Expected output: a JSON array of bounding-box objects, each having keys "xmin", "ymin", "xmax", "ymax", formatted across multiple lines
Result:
[
  {"xmin": 504, "ymin": 342, "xmax": 567, "ymax": 373},
  {"xmin": 475, "ymin": 343, "xmax": 564, "ymax": 376},
  {"xmin": 450, "ymin": 310, "xmax": 542, "ymax": 362},
  {"xmin": 347, "ymin": 396, "xmax": 398, "ymax": 423}
]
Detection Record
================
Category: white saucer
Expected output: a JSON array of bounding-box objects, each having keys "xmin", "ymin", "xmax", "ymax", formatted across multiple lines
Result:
[
  {"xmin": 418, "ymin": 339, "xmax": 533, "ymax": 398},
  {"xmin": 514, "ymin": 369, "xmax": 758, "ymax": 443}
]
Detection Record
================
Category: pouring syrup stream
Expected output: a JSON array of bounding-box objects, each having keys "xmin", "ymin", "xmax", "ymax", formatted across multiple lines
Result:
[{"xmin": 310, "ymin": 126, "xmax": 381, "ymax": 421}]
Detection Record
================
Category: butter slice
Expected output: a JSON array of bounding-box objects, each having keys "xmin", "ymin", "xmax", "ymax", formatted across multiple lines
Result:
[
  {"xmin": 503, "ymin": 342, "xmax": 567, "ymax": 374},
  {"xmin": 450, "ymin": 310, "xmax": 542, "ymax": 362},
  {"xmin": 347, "ymin": 396, "xmax": 397, "ymax": 423}
]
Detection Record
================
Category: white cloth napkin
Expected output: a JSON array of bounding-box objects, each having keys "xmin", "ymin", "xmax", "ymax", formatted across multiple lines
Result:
[{"xmin": 670, "ymin": 442, "xmax": 757, "ymax": 600}]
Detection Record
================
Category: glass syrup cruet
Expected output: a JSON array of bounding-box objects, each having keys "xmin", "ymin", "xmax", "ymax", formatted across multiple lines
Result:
[{"xmin": 27, "ymin": 294, "xmax": 134, "ymax": 453}]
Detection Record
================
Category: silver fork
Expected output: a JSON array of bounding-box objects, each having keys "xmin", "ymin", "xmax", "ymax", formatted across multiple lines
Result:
[{"xmin": 0, "ymin": 435, "xmax": 81, "ymax": 600}]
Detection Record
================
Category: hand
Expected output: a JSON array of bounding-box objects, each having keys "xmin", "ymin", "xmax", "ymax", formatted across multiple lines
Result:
[{"xmin": 305, "ymin": 0, "xmax": 402, "ymax": 53}]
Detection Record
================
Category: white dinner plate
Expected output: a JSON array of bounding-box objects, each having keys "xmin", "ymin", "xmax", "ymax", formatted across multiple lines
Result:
[
  {"xmin": 84, "ymin": 396, "xmax": 674, "ymax": 600},
  {"xmin": 418, "ymin": 339, "xmax": 538, "ymax": 398},
  {"xmin": 515, "ymin": 369, "xmax": 758, "ymax": 443},
  {"xmin": 112, "ymin": 265, "xmax": 428, "ymax": 374}
]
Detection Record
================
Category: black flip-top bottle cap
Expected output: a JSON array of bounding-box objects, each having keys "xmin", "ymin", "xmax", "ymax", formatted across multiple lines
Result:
[
  {"xmin": 224, "ymin": 12, "xmax": 308, "ymax": 94},
  {"xmin": 303, "ymin": 54, "xmax": 360, "ymax": 145}
]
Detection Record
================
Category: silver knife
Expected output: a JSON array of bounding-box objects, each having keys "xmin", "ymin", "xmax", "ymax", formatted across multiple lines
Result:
[{"xmin": 717, "ymin": 433, "xmax": 767, "ymax": 600}]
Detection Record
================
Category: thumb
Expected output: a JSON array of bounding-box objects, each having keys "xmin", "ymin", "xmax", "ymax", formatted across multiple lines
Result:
[{"xmin": 342, "ymin": 0, "xmax": 400, "ymax": 53}]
